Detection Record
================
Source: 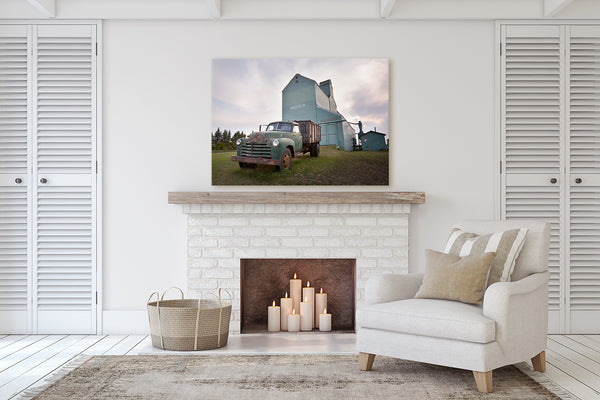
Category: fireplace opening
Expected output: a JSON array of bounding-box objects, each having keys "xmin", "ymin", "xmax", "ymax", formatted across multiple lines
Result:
[{"xmin": 240, "ymin": 258, "xmax": 356, "ymax": 334}]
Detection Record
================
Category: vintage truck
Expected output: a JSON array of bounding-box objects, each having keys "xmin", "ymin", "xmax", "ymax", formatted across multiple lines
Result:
[{"xmin": 231, "ymin": 120, "xmax": 321, "ymax": 171}]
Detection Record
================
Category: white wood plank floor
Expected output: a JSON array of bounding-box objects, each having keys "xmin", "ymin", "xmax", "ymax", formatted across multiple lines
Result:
[{"xmin": 0, "ymin": 334, "xmax": 598, "ymax": 399}]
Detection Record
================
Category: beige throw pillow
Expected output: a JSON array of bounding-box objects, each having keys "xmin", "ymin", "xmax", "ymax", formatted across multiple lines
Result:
[
  {"xmin": 444, "ymin": 228, "xmax": 528, "ymax": 288},
  {"xmin": 415, "ymin": 249, "xmax": 496, "ymax": 305}
]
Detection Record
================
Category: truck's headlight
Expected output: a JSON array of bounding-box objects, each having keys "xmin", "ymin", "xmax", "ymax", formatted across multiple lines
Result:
[
  {"xmin": 272, "ymin": 139, "xmax": 280, "ymax": 147},
  {"xmin": 236, "ymin": 139, "xmax": 242, "ymax": 146}
]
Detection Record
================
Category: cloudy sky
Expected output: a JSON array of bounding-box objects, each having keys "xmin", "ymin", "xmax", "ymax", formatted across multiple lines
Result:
[{"xmin": 212, "ymin": 58, "xmax": 389, "ymax": 136}]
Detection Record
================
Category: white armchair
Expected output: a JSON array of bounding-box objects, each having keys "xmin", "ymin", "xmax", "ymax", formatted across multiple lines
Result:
[{"xmin": 356, "ymin": 220, "xmax": 551, "ymax": 393}]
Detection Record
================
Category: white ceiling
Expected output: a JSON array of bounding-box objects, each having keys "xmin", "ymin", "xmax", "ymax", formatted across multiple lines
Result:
[{"xmin": 1, "ymin": 0, "xmax": 599, "ymax": 20}]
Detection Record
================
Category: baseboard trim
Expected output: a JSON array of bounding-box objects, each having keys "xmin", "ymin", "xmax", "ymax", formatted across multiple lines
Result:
[{"xmin": 102, "ymin": 310, "xmax": 148, "ymax": 334}]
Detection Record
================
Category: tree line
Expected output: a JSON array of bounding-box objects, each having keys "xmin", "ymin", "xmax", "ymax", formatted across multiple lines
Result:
[{"xmin": 212, "ymin": 128, "xmax": 245, "ymax": 151}]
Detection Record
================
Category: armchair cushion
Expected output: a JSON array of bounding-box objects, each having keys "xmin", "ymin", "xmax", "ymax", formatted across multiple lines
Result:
[
  {"xmin": 415, "ymin": 249, "xmax": 495, "ymax": 305},
  {"xmin": 444, "ymin": 227, "xmax": 528, "ymax": 287},
  {"xmin": 357, "ymin": 298, "xmax": 496, "ymax": 344}
]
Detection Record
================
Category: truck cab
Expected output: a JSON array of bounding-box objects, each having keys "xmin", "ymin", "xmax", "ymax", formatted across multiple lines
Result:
[{"xmin": 264, "ymin": 121, "xmax": 303, "ymax": 154}]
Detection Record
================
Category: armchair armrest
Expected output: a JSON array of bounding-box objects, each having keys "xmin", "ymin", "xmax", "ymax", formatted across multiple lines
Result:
[
  {"xmin": 484, "ymin": 271, "xmax": 549, "ymax": 304},
  {"xmin": 364, "ymin": 273, "xmax": 424, "ymax": 305},
  {"xmin": 483, "ymin": 271, "xmax": 549, "ymax": 356}
]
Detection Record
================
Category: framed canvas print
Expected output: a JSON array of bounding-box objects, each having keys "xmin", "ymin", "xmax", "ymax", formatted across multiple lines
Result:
[{"xmin": 211, "ymin": 58, "xmax": 389, "ymax": 186}]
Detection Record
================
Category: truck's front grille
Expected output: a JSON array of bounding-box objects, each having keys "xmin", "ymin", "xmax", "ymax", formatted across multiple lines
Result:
[{"xmin": 241, "ymin": 143, "xmax": 271, "ymax": 158}]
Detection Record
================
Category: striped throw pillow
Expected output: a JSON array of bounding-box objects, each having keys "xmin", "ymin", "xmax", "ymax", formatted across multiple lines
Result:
[{"xmin": 444, "ymin": 228, "xmax": 528, "ymax": 288}]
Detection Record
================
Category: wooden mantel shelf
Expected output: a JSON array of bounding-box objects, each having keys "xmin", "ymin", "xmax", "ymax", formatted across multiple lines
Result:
[{"xmin": 168, "ymin": 192, "xmax": 425, "ymax": 204}]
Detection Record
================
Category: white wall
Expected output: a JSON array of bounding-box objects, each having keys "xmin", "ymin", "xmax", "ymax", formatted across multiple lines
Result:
[{"xmin": 102, "ymin": 20, "xmax": 496, "ymax": 315}]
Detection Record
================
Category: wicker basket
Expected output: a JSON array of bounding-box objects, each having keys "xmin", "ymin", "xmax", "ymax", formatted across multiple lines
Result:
[{"xmin": 147, "ymin": 287, "xmax": 232, "ymax": 351}]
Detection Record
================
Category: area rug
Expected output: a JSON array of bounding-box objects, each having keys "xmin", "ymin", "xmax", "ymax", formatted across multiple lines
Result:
[{"xmin": 30, "ymin": 355, "xmax": 567, "ymax": 400}]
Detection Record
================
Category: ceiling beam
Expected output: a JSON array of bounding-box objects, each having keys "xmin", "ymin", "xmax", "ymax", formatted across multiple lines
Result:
[
  {"xmin": 380, "ymin": 0, "xmax": 396, "ymax": 18},
  {"xmin": 208, "ymin": 0, "xmax": 221, "ymax": 18},
  {"xmin": 544, "ymin": 0, "xmax": 575, "ymax": 17},
  {"xmin": 25, "ymin": 0, "xmax": 55, "ymax": 17}
]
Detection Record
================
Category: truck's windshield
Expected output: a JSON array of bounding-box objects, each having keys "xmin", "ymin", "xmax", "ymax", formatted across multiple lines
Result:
[{"xmin": 266, "ymin": 122, "xmax": 293, "ymax": 132}]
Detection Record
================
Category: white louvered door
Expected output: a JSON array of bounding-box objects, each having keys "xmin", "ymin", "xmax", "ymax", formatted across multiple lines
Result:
[
  {"xmin": 0, "ymin": 25, "xmax": 31, "ymax": 333},
  {"xmin": 567, "ymin": 26, "xmax": 600, "ymax": 333},
  {"xmin": 32, "ymin": 25, "xmax": 97, "ymax": 334},
  {"xmin": 0, "ymin": 23, "xmax": 98, "ymax": 334},
  {"xmin": 501, "ymin": 25, "xmax": 565, "ymax": 333},
  {"xmin": 501, "ymin": 24, "xmax": 600, "ymax": 334}
]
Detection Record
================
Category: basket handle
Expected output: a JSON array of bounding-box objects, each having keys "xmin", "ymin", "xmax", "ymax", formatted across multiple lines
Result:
[
  {"xmin": 161, "ymin": 287, "xmax": 184, "ymax": 301},
  {"xmin": 204, "ymin": 292, "xmax": 219, "ymax": 301},
  {"xmin": 147, "ymin": 291, "xmax": 165, "ymax": 350},
  {"xmin": 147, "ymin": 291, "xmax": 160, "ymax": 304},
  {"xmin": 218, "ymin": 288, "xmax": 232, "ymax": 306}
]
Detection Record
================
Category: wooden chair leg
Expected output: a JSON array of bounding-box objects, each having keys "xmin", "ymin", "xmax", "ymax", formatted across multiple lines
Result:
[
  {"xmin": 473, "ymin": 370, "xmax": 493, "ymax": 393},
  {"xmin": 531, "ymin": 351, "xmax": 546, "ymax": 372},
  {"xmin": 359, "ymin": 352, "xmax": 376, "ymax": 371}
]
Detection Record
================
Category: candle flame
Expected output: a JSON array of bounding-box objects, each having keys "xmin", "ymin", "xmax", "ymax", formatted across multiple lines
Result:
[
  {"xmin": 293, "ymin": 273, "xmax": 297, "ymax": 279},
  {"xmin": 304, "ymin": 297, "xmax": 307, "ymax": 302},
  {"xmin": 324, "ymin": 308, "xmax": 327, "ymax": 314},
  {"xmin": 307, "ymin": 281, "xmax": 310, "ymax": 287},
  {"xmin": 292, "ymin": 309, "xmax": 296, "ymax": 315},
  {"xmin": 285, "ymin": 292, "xmax": 288, "ymax": 298},
  {"xmin": 320, "ymin": 288, "xmax": 323, "ymax": 294},
  {"xmin": 272, "ymin": 300, "xmax": 275, "ymax": 307}
]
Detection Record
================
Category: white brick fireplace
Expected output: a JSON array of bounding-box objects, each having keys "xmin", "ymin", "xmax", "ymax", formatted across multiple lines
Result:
[{"xmin": 172, "ymin": 192, "xmax": 425, "ymax": 334}]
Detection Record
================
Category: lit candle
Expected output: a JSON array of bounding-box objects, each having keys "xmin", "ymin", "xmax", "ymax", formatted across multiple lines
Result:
[
  {"xmin": 288, "ymin": 308, "xmax": 300, "ymax": 332},
  {"xmin": 302, "ymin": 281, "xmax": 315, "ymax": 327},
  {"xmin": 290, "ymin": 273, "xmax": 302, "ymax": 317},
  {"xmin": 300, "ymin": 297, "xmax": 312, "ymax": 331},
  {"xmin": 268, "ymin": 300, "xmax": 280, "ymax": 332},
  {"xmin": 280, "ymin": 292, "xmax": 292, "ymax": 331},
  {"xmin": 315, "ymin": 288, "xmax": 327, "ymax": 329},
  {"xmin": 319, "ymin": 308, "xmax": 332, "ymax": 332}
]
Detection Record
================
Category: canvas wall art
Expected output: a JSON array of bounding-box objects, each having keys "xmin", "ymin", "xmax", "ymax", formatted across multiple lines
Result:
[{"xmin": 211, "ymin": 58, "xmax": 389, "ymax": 186}]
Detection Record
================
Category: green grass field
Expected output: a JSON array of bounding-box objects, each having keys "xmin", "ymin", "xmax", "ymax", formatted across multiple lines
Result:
[{"xmin": 212, "ymin": 145, "xmax": 389, "ymax": 186}]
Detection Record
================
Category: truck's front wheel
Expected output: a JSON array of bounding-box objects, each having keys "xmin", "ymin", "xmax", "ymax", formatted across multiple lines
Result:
[{"xmin": 276, "ymin": 148, "xmax": 292, "ymax": 172}]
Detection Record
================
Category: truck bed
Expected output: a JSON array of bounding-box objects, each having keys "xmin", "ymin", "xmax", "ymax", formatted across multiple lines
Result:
[{"xmin": 295, "ymin": 120, "xmax": 321, "ymax": 145}]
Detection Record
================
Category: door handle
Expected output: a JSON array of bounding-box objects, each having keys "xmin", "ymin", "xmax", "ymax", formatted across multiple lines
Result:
[
  {"xmin": 575, "ymin": 178, "xmax": 582, "ymax": 184},
  {"xmin": 40, "ymin": 178, "xmax": 47, "ymax": 184},
  {"xmin": 15, "ymin": 178, "xmax": 22, "ymax": 184},
  {"xmin": 550, "ymin": 178, "xmax": 557, "ymax": 184}
]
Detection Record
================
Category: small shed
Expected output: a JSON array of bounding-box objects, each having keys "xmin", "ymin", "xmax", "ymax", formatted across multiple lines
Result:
[{"xmin": 359, "ymin": 130, "xmax": 388, "ymax": 151}]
